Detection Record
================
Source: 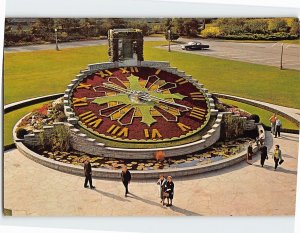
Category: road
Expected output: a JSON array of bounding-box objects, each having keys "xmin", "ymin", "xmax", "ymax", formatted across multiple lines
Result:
[
  {"xmin": 3, "ymin": 37, "xmax": 164, "ymax": 53},
  {"xmin": 4, "ymin": 37, "xmax": 300, "ymax": 70},
  {"xmin": 161, "ymin": 39, "xmax": 300, "ymax": 71}
]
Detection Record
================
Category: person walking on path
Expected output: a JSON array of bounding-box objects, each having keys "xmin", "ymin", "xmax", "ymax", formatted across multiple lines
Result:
[
  {"xmin": 247, "ymin": 142, "xmax": 254, "ymax": 165},
  {"xmin": 275, "ymin": 118, "xmax": 282, "ymax": 138},
  {"xmin": 84, "ymin": 158, "xmax": 95, "ymax": 189},
  {"xmin": 164, "ymin": 176, "xmax": 175, "ymax": 207},
  {"xmin": 121, "ymin": 165, "xmax": 131, "ymax": 197},
  {"xmin": 157, "ymin": 174, "xmax": 167, "ymax": 205},
  {"xmin": 260, "ymin": 143, "xmax": 268, "ymax": 167},
  {"xmin": 269, "ymin": 113, "xmax": 277, "ymax": 135},
  {"xmin": 273, "ymin": 145, "xmax": 283, "ymax": 170}
]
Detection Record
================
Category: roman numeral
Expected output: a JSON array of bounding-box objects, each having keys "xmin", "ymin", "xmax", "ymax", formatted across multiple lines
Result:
[
  {"xmin": 87, "ymin": 119, "xmax": 102, "ymax": 128},
  {"xmin": 130, "ymin": 67, "xmax": 139, "ymax": 73},
  {"xmin": 72, "ymin": 97, "xmax": 88, "ymax": 107},
  {"xmin": 190, "ymin": 92, "xmax": 205, "ymax": 101},
  {"xmin": 106, "ymin": 124, "xmax": 129, "ymax": 137},
  {"xmin": 96, "ymin": 70, "xmax": 113, "ymax": 78},
  {"xmin": 144, "ymin": 129, "xmax": 162, "ymax": 139},
  {"xmin": 119, "ymin": 67, "xmax": 139, "ymax": 74},
  {"xmin": 79, "ymin": 111, "xmax": 102, "ymax": 128},
  {"xmin": 77, "ymin": 83, "xmax": 91, "ymax": 89},
  {"xmin": 177, "ymin": 122, "xmax": 191, "ymax": 132},
  {"xmin": 119, "ymin": 67, "xmax": 129, "ymax": 74},
  {"xmin": 155, "ymin": 69, "xmax": 161, "ymax": 75},
  {"xmin": 190, "ymin": 107, "xmax": 206, "ymax": 120},
  {"xmin": 175, "ymin": 78, "xmax": 188, "ymax": 85}
]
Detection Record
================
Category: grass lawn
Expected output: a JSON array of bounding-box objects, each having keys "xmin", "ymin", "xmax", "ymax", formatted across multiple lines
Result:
[
  {"xmin": 220, "ymin": 98, "xmax": 299, "ymax": 131},
  {"xmin": 4, "ymin": 101, "xmax": 50, "ymax": 146},
  {"xmin": 3, "ymin": 41, "xmax": 300, "ymax": 146},
  {"xmin": 4, "ymin": 41, "xmax": 300, "ymax": 109}
]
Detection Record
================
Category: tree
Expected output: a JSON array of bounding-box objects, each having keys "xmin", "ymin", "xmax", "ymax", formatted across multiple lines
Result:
[
  {"xmin": 243, "ymin": 19, "xmax": 268, "ymax": 34},
  {"xmin": 268, "ymin": 18, "xmax": 288, "ymax": 32},
  {"xmin": 182, "ymin": 18, "xmax": 201, "ymax": 37},
  {"xmin": 128, "ymin": 21, "xmax": 151, "ymax": 36},
  {"xmin": 173, "ymin": 18, "xmax": 184, "ymax": 35},
  {"xmin": 289, "ymin": 19, "xmax": 299, "ymax": 36}
]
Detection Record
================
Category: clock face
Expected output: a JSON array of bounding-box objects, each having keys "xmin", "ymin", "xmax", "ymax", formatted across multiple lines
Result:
[{"xmin": 70, "ymin": 67, "xmax": 210, "ymax": 142}]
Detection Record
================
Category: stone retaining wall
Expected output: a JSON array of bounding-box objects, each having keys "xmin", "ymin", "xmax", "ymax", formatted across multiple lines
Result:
[
  {"xmin": 214, "ymin": 93, "xmax": 300, "ymax": 127},
  {"xmin": 21, "ymin": 113, "xmax": 223, "ymax": 159},
  {"xmin": 15, "ymin": 134, "xmax": 260, "ymax": 179},
  {"xmin": 13, "ymin": 100, "xmax": 264, "ymax": 179}
]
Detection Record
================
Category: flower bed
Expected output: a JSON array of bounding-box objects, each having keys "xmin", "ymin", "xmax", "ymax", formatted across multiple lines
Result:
[
  {"xmin": 15, "ymin": 98, "xmax": 67, "ymax": 139},
  {"xmin": 30, "ymin": 137, "xmax": 254, "ymax": 170}
]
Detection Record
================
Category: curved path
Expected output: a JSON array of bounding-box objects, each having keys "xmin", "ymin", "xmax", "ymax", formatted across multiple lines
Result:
[{"xmin": 4, "ymin": 131, "xmax": 298, "ymax": 216}]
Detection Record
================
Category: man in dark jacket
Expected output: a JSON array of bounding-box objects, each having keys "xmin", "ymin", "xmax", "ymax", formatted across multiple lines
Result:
[
  {"xmin": 121, "ymin": 165, "xmax": 131, "ymax": 197},
  {"xmin": 84, "ymin": 158, "xmax": 95, "ymax": 189},
  {"xmin": 260, "ymin": 143, "xmax": 268, "ymax": 167}
]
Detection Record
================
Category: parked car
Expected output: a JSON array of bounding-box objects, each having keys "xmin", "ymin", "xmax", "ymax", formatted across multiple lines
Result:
[{"xmin": 181, "ymin": 42, "xmax": 209, "ymax": 50}]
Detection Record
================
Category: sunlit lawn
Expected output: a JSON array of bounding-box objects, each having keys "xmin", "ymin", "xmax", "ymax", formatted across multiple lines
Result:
[{"xmin": 4, "ymin": 41, "xmax": 300, "ymax": 146}]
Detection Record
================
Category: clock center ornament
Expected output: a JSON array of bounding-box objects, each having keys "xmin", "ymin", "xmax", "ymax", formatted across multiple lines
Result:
[{"xmin": 64, "ymin": 29, "xmax": 221, "ymax": 159}]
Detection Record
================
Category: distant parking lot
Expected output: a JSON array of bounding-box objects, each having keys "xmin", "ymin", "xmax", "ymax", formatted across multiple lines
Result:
[{"xmin": 159, "ymin": 39, "xmax": 300, "ymax": 71}]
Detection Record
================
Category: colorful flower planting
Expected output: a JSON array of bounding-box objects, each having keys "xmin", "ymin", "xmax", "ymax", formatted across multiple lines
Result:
[{"xmin": 71, "ymin": 67, "xmax": 211, "ymax": 143}]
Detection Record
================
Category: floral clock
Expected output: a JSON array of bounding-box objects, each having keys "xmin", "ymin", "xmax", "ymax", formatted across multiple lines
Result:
[{"xmin": 69, "ymin": 66, "xmax": 211, "ymax": 143}]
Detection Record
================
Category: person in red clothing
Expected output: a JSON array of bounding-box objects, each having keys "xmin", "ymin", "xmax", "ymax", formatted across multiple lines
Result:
[{"xmin": 269, "ymin": 113, "xmax": 277, "ymax": 135}]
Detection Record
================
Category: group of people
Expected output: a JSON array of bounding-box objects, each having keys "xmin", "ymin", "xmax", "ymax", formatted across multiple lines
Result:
[
  {"xmin": 269, "ymin": 113, "xmax": 282, "ymax": 138},
  {"xmin": 246, "ymin": 128, "xmax": 284, "ymax": 170},
  {"xmin": 156, "ymin": 175, "xmax": 175, "ymax": 207},
  {"xmin": 83, "ymin": 160, "xmax": 175, "ymax": 205}
]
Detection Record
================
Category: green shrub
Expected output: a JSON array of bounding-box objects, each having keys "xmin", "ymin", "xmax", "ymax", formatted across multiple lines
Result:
[{"xmin": 201, "ymin": 26, "xmax": 221, "ymax": 38}]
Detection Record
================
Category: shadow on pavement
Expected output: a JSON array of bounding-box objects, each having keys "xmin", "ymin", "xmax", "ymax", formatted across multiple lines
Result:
[
  {"xmin": 127, "ymin": 193, "xmax": 201, "ymax": 216},
  {"xmin": 169, "ymin": 205, "xmax": 202, "ymax": 216},
  {"xmin": 93, "ymin": 189, "xmax": 131, "ymax": 202}
]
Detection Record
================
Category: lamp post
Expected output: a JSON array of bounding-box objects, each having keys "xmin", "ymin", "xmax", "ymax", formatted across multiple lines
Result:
[
  {"xmin": 168, "ymin": 29, "xmax": 171, "ymax": 52},
  {"xmin": 54, "ymin": 28, "xmax": 59, "ymax": 51},
  {"xmin": 280, "ymin": 43, "xmax": 284, "ymax": 70}
]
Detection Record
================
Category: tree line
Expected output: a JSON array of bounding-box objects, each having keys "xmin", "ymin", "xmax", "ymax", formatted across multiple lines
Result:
[
  {"xmin": 4, "ymin": 18, "xmax": 205, "ymax": 46},
  {"xmin": 4, "ymin": 18, "xmax": 299, "ymax": 47},
  {"xmin": 201, "ymin": 18, "xmax": 299, "ymax": 40}
]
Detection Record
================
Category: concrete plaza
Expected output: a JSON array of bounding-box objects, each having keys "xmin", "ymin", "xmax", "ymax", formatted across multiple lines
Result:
[{"xmin": 3, "ymin": 131, "xmax": 298, "ymax": 216}]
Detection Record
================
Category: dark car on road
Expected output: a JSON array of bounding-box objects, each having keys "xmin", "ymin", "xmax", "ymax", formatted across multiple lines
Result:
[{"xmin": 181, "ymin": 42, "xmax": 209, "ymax": 50}]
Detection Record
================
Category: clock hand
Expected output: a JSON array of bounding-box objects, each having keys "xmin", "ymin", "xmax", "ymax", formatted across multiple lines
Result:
[{"xmin": 139, "ymin": 93, "xmax": 192, "ymax": 111}]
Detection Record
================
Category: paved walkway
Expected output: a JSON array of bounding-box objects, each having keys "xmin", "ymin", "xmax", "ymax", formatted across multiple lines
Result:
[{"xmin": 4, "ymin": 132, "xmax": 298, "ymax": 216}]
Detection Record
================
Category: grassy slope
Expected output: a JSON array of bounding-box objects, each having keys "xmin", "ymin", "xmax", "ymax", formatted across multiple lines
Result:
[
  {"xmin": 220, "ymin": 98, "xmax": 298, "ymax": 130},
  {"xmin": 4, "ymin": 41, "xmax": 300, "ymax": 108}
]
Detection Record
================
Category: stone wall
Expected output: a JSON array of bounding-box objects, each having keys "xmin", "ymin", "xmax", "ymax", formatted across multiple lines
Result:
[{"xmin": 22, "ymin": 112, "xmax": 223, "ymax": 160}]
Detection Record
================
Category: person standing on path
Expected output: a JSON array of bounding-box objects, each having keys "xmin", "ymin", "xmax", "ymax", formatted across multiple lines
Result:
[
  {"xmin": 275, "ymin": 118, "xmax": 282, "ymax": 138},
  {"xmin": 157, "ymin": 174, "xmax": 167, "ymax": 205},
  {"xmin": 260, "ymin": 143, "xmax": 268, "ymax": 167},
  {"xmin": 84, "ymin": 158, "xmax": 95, "ymax": 189},
  {"xmin": 269, "ymin": 113, "xmax": 277, "ymax": 135},
  {"xmin": 164, "ymin": 176, "xmax": 175, "ymax": 207},
  {"xmin": 273, "ymin": 145, "xmax": 283, "ymax": 170},
  {"xmin": 247, "ymin": 142, "xmax": 254, "ymax": 165},
  {"xmin": 121, "ymin": 165, "xmax": 131, "ymax": 197}
]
